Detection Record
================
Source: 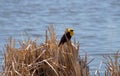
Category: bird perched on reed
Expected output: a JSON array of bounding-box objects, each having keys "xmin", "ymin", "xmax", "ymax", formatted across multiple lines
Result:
[{"xmin": 58, "ymin": 28, "xmax": 74, "ymax": 47}]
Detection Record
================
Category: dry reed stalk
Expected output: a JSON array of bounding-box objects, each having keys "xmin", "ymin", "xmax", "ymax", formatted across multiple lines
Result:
[
  {"xmin": 1, "ymin": 26, "xmax": 89, "ymax": 76},
  {"xmin": 103, "ymin": 51, "xmax": 120, "ymax": 76}
]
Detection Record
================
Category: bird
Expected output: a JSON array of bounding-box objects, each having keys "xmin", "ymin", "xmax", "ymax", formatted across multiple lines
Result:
[{"xmin": 58, "ymin": 28, "xmax": 74, "ymax": 47}]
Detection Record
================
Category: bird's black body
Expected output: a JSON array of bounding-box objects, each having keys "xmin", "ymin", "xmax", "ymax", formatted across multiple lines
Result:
[{"xmin": 58, "ymin": 32, "xmax": 71, "ymax": 47}]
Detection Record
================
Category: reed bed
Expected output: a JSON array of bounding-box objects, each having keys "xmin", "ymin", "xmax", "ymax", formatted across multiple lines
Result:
[
  {"xmin": 1, "ymin": 26, "xmax": 89, "ymax": 76},
  {"xmin": 103, "ymin": 51, "xmax": 120, "ymax": 76}
]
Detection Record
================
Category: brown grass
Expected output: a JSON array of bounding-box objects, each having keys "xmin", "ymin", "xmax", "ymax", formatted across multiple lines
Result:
[
  {"xmin": 0, "ymin": 26, "xmax": 89, "ymax": 76},
  {"xmin": 103, "ymin": 51, "xmax": 120, "ymax": 76}
]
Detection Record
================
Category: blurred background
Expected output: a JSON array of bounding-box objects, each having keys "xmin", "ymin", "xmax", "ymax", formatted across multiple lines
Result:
[{"xmin": 0, "ymin": 0, "xmax": 120, "ymax": 75}]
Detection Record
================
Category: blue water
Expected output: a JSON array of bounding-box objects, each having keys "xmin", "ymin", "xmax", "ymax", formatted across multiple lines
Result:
[{"xmin": 0, "ymin": 0, "xmax": 120, "ymax": 75}]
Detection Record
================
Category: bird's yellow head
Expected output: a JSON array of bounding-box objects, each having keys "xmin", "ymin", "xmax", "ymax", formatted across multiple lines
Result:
[{"xmin": 66, "ymin": 28, "xmax": 74, "ymax": 36}]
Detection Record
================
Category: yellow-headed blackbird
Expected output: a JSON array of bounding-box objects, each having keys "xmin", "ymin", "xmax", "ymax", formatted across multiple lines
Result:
[{"xmin": 58, "ymin": 28, "xmax": 74, "ymax": 47}]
